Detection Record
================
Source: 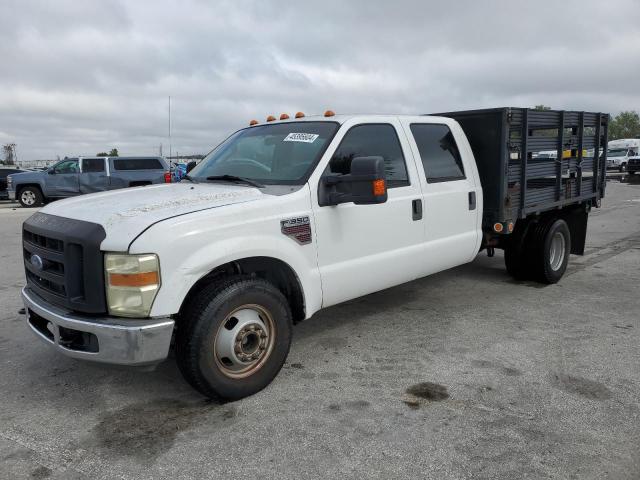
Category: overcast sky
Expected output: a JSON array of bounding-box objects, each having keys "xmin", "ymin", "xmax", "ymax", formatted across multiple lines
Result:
[{"xmin": 1, "ymin": 0, "xmax": 639, "ymax": 161}]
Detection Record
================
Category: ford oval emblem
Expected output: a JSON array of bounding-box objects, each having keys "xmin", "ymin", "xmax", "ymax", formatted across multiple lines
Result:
[{"xmin": 30, "ymin": 254, "xmax": 44, "ymax": 271}]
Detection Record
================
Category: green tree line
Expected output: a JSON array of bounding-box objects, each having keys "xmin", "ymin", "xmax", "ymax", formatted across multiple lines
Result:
[
  {"xmin": 534, "ymin": 105, "xmax": 639, "ymax": 140},
  {"xmin": 97, "ymin": 148, "xmax": 119, "ymax": 157},
  {"xmin": 608, "ymin": 111, "xmax": 640, "ymax": 140}
]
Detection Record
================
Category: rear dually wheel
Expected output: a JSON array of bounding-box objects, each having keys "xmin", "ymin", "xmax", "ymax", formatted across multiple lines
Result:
[{"xmin": 534, "ymin": 218, "xmax": 571, "ymax": 284}]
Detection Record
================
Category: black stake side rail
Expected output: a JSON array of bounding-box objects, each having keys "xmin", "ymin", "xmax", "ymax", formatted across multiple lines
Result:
[{"xmin": 431, "ymin": 107, "xmax": 609, "ymax": 229}]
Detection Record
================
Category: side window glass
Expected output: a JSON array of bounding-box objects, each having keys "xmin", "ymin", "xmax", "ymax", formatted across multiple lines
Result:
[
  {"xmin": 410, "ymin": 124, "xmax": 465, "ymax": 182},
  {"xmin": 82, "ymin": 159, "xmax": 105, "ymax": 173},
  {"xmin": 329, "ymin": 124, "xmax": 409, "ymax": 187},
  {"xmin": 112, "ymin": 158, "xmax": 163, "ymax": 170},
  {"xmin": 54, "ymin": 160, "xmax": 79, "ymax": 174}
]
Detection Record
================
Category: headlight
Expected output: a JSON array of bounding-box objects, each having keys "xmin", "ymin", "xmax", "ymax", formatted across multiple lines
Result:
[{"xmin": 105, "ymin": 253, "xmax": 160, "ymax": 317}]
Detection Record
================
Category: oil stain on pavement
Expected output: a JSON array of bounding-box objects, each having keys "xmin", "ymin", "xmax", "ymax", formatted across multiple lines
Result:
[
  {"xmin": 91, "ymin": 399, "xmax": 238, "ymax": 462},
  {"xmin": 402, "ymin": 382, "xmax": 449, "ymax": 408}
]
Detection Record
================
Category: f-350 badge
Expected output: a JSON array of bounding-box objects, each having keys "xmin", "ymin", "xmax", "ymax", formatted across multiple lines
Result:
[{"xmin": 281, "ymin": 216, "xmax": 312, "ymax": 245}]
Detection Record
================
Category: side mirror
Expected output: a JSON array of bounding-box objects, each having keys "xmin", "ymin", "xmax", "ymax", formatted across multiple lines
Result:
[
  {"xmin": 319, "ymin": 156, "xmax": 388, "ymax": 207},
  {"xmin": 186, "ymin": 161, "xmax": 197, "ymax": 173}
]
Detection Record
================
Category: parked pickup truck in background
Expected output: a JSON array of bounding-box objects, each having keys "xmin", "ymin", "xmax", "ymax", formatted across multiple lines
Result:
[
  {"xmin": 19, "ymin": 108, "xmax": 608, "ymax": 400},
  {"xmin": 626, "ymin": 154, "xmax": 640, "ymax": 175},
  {"xmin": 8, "ymin": 156, "xmax": 171, "ymax": 207},
  {"xmin": 606, "ymin": 138, "xmax": 639, "ymax": 172}
]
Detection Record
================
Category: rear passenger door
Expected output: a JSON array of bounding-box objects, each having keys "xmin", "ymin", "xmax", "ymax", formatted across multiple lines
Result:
[
  {"xmin": 400, "ymin": 120, "xmax": 481, "ymax": 273},
  {"xmin": 79, "ymin": 158, "xmax": 109, "ymax": 193}
]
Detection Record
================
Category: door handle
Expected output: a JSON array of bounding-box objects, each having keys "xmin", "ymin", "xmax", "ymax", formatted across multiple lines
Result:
[
  {"xmin": 412, "ymin": 199, "xmax": 423, "ymax": 221},
  {"xmin": 468, "ymin": 191, "xmax": 476, "ymax": 210}
]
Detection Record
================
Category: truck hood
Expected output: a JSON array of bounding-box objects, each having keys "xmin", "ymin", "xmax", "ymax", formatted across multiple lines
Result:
[
  {"xmin": 40, "ymin": 183, "xmax": 264, "ymax": 250},
  {"xmin": 8, "ymin": 170, "xmax": 45, "ymax": 184}
]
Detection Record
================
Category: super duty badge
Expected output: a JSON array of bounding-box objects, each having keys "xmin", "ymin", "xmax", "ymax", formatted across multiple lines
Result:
[{"xmin": 281, "ymin": 216, "xmax": 312, "ymax": 245}]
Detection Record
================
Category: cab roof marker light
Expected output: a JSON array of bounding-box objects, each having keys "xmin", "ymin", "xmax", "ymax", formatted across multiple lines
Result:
[
  {"xmin": 295, "ymin": 112, "xmax": 305, "ymax": 118},
  {"xmin": 266, "ymin": 115, "xmax": 276, "ymax": 122},
  {"xmin": 280, "ymin": 113, "xmax": 290, "ymax": 120},
  {"xmin": 249, "ymin": 119, "xmax": 259, "ymax": 126},
  {"xmin": 324, "ymin": 110, "xmax": 335, "ymax": 117}
]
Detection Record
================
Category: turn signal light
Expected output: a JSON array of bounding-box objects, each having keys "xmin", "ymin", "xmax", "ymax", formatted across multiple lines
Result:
[
  {"xmin": 295, "ymin": 112, "xmax": 305, "ymax": 118},
  {"xmin": 493, "ymin": 223, "xmax": 504, "ymax": 233},
  {"xmin": 372, "ymin": 179, "xmax": 386, "ymax": 196},
  {"xmin": 163, "ymin": 171, "xmax": 172, "ymax": 183},
  {"xmin": 249, "ymin": 119, "xmax": 259, "ymax": 126},
  {"xmin": 507, "ymin": 222, "xmax": 514, "ymax": 233},
  {"xmin": 324, "ymin": 110, "xmax": 335, "ymax": 117},
  {"xmin": 280, "ymin": 113, "xmax": 290, "ymax": 120},
  {"xmin": 266, "ymin": 115, "xmax": 276, "ymax": 122},
  {"xmin": 109, "ymin": 271, "xmax": 159, "ymax": 288}
]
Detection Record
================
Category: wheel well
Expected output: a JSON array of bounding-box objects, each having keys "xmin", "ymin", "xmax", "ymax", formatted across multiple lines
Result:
[
  {"xmin": 504, "ymin": 205, "xmax": 588, "ymax": 255},
  {"xmin": 16, "ymin": 183, "xmax": 42, "ymax": 193},
  {"xmin": 17, "ymin": 184, "xmax": 43, "ymax": 196},
  {"xmin": 180, "ymin": 257, "xmax": 306, "ymax": 323}
]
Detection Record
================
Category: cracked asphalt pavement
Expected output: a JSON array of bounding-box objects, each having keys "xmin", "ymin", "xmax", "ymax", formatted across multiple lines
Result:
[{"xmin": 1, "ymin": 180, "xmax": 639, "ymax": 479}]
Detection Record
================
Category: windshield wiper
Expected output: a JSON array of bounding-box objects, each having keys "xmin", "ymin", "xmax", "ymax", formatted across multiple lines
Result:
[
  {"xmin": 205, "ymin": 175, "xmax": 264, "ymax": 188},
  {"xmin": 183, "ymin": 174, "xmax": 198, "ymax": 183}
]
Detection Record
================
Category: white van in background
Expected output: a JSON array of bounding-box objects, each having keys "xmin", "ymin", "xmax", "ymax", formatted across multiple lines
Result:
[{"xmin": 607, "ymin": 138, "xmax": 640, "ymax": 172}]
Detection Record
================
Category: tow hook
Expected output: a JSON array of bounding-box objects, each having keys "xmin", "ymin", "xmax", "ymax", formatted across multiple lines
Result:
[{"xmin": 487, "ymin": 247, "xmax": 495, "ymax": 258}]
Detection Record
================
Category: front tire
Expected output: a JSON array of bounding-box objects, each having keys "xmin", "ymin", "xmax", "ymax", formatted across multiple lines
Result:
[
  {"xmin": 176, "ymin": 276, "xmax": 293, "ymax": 400},
  {"xmin": 18, "ymin": 186, "xmax": 43, "ymax": 208}
]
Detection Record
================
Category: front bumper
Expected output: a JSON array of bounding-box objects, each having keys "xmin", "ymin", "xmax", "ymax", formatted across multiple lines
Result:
[{"xmin": 22, "ymin": 287, "xmax": 174, "ymax": 366}]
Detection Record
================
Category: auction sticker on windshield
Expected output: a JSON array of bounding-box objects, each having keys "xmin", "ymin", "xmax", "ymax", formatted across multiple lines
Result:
[{"xmin": 283, "ymin": 133, "xmax": 319, "ymax": 143}]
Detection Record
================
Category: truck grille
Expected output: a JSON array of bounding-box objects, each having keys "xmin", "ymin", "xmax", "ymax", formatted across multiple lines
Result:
[{"xmin": 23, "ymin": 213, "xmax": 107, "ymax": 313}]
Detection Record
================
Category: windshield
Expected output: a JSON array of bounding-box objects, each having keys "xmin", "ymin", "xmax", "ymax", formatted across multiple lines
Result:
[
  {"xmin": 607, "ymin": 148, "xmax": 628, "ymax": 157},
  {"xmin": 189, "ymin": 121, "xmax": 339, "ymax": 185}
]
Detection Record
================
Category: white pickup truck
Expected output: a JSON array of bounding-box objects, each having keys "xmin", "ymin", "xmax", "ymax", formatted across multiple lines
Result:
[{"xmin": 21, "ymin": 108, "xmax": 609, "ymax": 400}]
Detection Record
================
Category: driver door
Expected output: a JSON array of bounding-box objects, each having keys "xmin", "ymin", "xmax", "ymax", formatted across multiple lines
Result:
[
  {"xmin": 310, "ymin": 118, "xmax": 426, "ymax": 307},
  {"xmin": 46, "ymin": 159, "xmax": 80, "ymax": 197}
]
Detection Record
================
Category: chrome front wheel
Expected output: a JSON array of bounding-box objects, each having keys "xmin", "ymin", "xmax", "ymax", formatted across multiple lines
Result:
[
  {"xmin": 214, "ymin": 305, "xmax": 276, "ymax": 379},
  {"xmin": 175, "ymin": 276, "xmax": 293, "ymax": 400},
  {"xmin": 18, "ymin": 187, "xmax": 43, "ymax": 208},
  {"xmin": 21, "ymin": 190, "xmax": 36, "ymax": 206}
]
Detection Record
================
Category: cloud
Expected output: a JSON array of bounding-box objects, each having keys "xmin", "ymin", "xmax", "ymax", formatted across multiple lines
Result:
[{"xmin": 1, "ymin": 0, "xmax": 639, "ymax": 160}]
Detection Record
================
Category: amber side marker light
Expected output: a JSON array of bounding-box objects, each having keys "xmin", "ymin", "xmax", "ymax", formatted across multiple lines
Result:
[
  {"xmin": 372, "ymin": 179, "xmax": 386, "ymax": 196},
  {"xmin": 493, "ymin": 223, "xmax": 504, "ymax": 233},
  {"xmin": 295, "ymin": 112, "xmax": 305, "ymax": 118},
  {"xmin": 324, "ymin": 110, "xmax": 335, "ymax": 117},
  {"xmin": 249, "ymin": 119, "xmax": 259, "ymax": 126},
  {"xmin": 280, "ymin": 113, "xmax": 290, "ymax": 120},
  {"xmin": 109, "ymin": 271, "xmax": 159, "ymax": 288},
  {"xmin": 266, "ymin": 115, "xmax": 276, "ymax": 122}
]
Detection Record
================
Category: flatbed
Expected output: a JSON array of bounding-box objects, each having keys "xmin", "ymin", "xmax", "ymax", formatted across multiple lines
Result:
[{"xmin": 433, "ymin": 107, "xmax": 608, "ymax": 230}]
